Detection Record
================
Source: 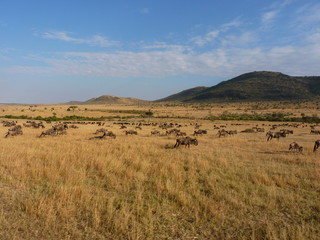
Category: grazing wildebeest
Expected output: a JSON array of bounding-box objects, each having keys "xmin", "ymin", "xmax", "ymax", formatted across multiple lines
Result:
[
  {"xmin": 39, "ymin": 128, "xmax": 57, "ymax": 137},
  {"xmin": 227, "ymin": 130, "xmax": 237, "ymax": 135},
  {"xmin": 194, "ymin": 129, "xmax": 208, "ymax": 136},
  {"xmin": 166, "ymin": 128, "xmax": 180, "ymax": 135},
  {"xmin": 5, "ymin": 125, "xmax": 23, "ymax": 138},
  {"xmin": 53, "ymin": 124, "xmax": 68, "ymax": 131},
  {"xmin": 266, "ymin": 131, "xmax": 286, "ymax": 141},
  {"xmin": 90, "ymin": 130, "xmax": 116, "ymax": 140},
  {"xmin": 289, "ymin": 142, "xmax": 303, "ymax": 152},
  {"xmin": 310, "ymin": 129, "xmax": 320, "ymax": 135},
  {"xmin": 151, "ymin": 130, "xmax": 160, "ymax": 135},
  {"xmin": 94, "ymin": 128, "xmax": 107, "ymax": 134},
  {"xmin": 125, "ymin": 130, "xmax": 137, "ymax": 135},
  {"xmin": 217, "ymin": 129, "xmax": 228, "ymax": 138},
  {"xmin": 174, "ymin": 137, "xmax": 198, "ymax": 148},
  {"xmin": 5, "ymin": 128, "xmax": 23, "ymax": 138},
  {"xmin": 2, "ymin": 120, "xmax": 16, "ymax": 127},
  {"xmin": 314, "ymin": 140, "xmax": 320, "ymax": 152},
  {"xmin": 176, "ymin": 131, "xmax": 186, "ymax": 137}
]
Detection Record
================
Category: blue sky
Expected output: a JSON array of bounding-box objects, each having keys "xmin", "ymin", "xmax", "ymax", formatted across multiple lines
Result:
[{"xmin": 0, "ymin": 0, "xmax": 320, "ymax": 103}]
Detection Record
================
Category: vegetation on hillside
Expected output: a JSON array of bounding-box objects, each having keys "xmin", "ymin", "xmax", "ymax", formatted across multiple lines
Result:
[{"xmin": 157, "ymin": 71, "xmax": 320, "ymax": 102}]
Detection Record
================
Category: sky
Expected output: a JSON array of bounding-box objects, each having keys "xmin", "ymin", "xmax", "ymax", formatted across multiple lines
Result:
[{"xmin": 0, "ymin": 0, "xmax": 320, "ymax": 103}]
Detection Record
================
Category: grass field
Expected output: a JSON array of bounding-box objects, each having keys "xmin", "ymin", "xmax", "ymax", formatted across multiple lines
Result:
[{"xmin": 0, "ymin": 103, "xmax": 319, "ymax": 239}]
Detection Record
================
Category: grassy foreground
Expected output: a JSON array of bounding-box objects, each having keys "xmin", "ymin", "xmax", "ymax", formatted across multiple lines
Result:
[{"xmin": 0, "ymin": 104, "xmax": 319, "ymax": 239}]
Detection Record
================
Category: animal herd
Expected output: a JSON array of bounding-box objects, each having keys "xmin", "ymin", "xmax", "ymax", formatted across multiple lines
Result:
[{"xmin": 1, "ymin": 119, "xmax": 320, "ymax": 152}]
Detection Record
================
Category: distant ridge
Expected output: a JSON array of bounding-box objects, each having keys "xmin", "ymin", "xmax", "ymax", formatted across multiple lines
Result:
[
  {"xmin": 156, "ymin": 86, "xmax": 208, "ymax": 102},
  {"xmin": 66, "ymin": 95, "xmax": 148, "ymax": 105},
  {"xmin": 156, "ymin": 71, "xmax": 320, "ymax": 102}
]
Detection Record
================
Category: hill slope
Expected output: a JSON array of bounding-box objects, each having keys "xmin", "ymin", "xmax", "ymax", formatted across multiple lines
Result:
[
  {"xmin": 157, "ymin": 71, "xmax": 320, "ymax": 102},
  {"xmin": 67, "ymin": 95, "xmax": 148, "ymax": 105},
  {"xmin": 156, "ymin": 86, "xmax": 208, "ymax": 102}
]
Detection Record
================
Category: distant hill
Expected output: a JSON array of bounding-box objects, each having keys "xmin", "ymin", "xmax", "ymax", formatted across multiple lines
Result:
[
  {"xmin": 157, "ymin": 71, "xmax": 320, "ymax": 102},
  {"xmin": 156, "ymin": 86, "xmax": 208, "ymax": 102},
  {"xmin": 66, "ymin": 95, "xmax": 148, "ymax": 105}
]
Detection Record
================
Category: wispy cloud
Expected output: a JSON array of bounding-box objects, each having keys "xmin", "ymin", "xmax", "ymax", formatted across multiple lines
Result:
[
  {"xmin": 191, "ymin": 30, "xmax": 220, "ymax": 47},
  {"xmin": 41, "ymin": 31, "xmax": 120, "ymax": 47},
  {"xmin": 295, "ymin": 3, "xmax": 320, "ymax": 26},
  {"xmin": 191, "ymin": 19, "xmax": 242, "ymax": 47},
  {"xmin": 261, "ymin": 10, "xmax": 278, "ymax": 25},
  {"xmin": 139, "ymin": 8, "xmax": 150, "ymax": 14}
]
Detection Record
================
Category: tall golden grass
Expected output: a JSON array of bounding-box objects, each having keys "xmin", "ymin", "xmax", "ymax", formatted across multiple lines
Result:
[{"xmin": 0, "ymin": 103, "xmax": 319, "ymax": 239}]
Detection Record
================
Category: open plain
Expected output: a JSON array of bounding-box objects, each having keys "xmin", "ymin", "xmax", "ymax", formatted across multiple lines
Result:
[{"xmin": 0, "ymin": 102, "xmax": 319, "ymax": 240}]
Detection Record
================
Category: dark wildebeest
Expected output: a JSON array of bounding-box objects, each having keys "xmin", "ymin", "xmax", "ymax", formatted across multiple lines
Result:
[
  {"xmin": 310, "ymin": 129, "xmax": 320, "ymax": 135},
  {"xmin": 90, "ymin": 131, "xmax": 116, "ymax": 140},
  {"xmin": 176, "ymin": 131, "xmax": 186, "ymax": 137},
  {"xmin": 217, "ymin": 129, "xmax": 228, "ymax": 138},
  {"xmin": 174, "ymin": 137, "xmax": 198, "ymax": 148},
  {"xmin": 266, "ymin": 131, "xmax": 286, "ymax": 141},
  {"xmin": 314, "ymin": 140, "xmax": 320, "ymax": 152},
  {"xmin": 39, "ymin": 128, "xmax": 57, "ymax": 137},
  {"xmin": 194, "ymin": 129, "xmax": 207, "ymax": 136},
  {"xmin": 53, "ymin": 124, "xmax": 68, "ymax": 131},
  {"xmin": 5, "ymin": 125, "xmax": 23, "ymax": 138},
  {"xmin": 125, "ymin": 130, "xmax": 137, "ymax": 135},
  {"xmin": 94, "ymin": 128, "xmax": 107, "ymax": 134},
  {"xmin": 151, "ymin": 130, "xmax": 160, "ymax": 135},
  {"xmin": 289, "ymin": 142, "xmax": 303, "ymax": 152}
]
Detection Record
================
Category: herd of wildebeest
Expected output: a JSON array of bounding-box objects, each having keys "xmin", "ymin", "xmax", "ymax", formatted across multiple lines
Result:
[{"xmin": 1, "ymin": 119, "xmax": 320, "ymax": 152}]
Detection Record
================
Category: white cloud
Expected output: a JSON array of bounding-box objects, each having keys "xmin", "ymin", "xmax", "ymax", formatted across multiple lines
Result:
[
  {"xmin": 191, "ymin": 30, "xmax": 220, "ymax": 46},
  {"xmin": 191, "ymin": 19, "xmax": 242, "ymax": 47},
  {"xmin": 41, "ymin": 31, "xmax": 119, "ymax": 47},
  {"xmin": 139, "ymin": 8, "xmax": 149, "ymax": 14},
  {"xmin": 295, "ymin": 3, "xmax": 320, "ymax": 26},
  {"xmin": 261, "ymin": 10, "xmax": 278, "ymax": 26}
]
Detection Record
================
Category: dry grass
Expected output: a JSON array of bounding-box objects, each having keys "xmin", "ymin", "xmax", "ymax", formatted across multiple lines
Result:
[{"xmin": 0, "ymin": 103, "xmax": 319, "ymax": 239}]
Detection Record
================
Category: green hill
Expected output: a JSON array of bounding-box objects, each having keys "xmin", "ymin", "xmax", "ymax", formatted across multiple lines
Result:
[
  {"xmin": 66, "ymin": 95, "xmax": 148, "ymax": 105},
  {"xmin": 157, "ymin": 71, "xmax": 320, "ymax": 102},
  {"xmin": 156, "ymin": 86, "xmax": 208, "ymax": 102}
]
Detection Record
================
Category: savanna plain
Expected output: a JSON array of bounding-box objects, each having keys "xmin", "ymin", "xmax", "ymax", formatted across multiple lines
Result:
[{"xmin": 0, "ymin": 101, "xmax": 319, "ymax": 240}]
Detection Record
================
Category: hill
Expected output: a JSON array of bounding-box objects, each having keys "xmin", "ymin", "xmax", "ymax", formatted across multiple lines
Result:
[
  {"xmin": 66, "ymin": 95, "xmax": 148, "ymax": 105},
  {"xmin": 156, "ymin": 86, "xmax": 208, "ymax": 102},
  {"xmin": 157, "ymin": 71, "xmax": 320, "ymax": 102}
]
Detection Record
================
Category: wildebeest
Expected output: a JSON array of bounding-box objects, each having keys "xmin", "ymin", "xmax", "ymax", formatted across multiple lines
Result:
[
  {"xmin": 39, "ymin": 128, "xmax": 57, "ymax": 137},
  {"xmin": 5, "ymin": 125, "xmax": 23, "ymax": 138},
  {"xmin": 194, "ymin": 129, "xmax": 207, "ymax": 136},
  {"xmin": 176, "ymin": 131, "xmax": 186, "ymax": 137},
  {"xmin": 314, "ymin": 140, "xmax": 320, "ymax": 152},
  {"xmin": 94, "ymin": 128, "xmax": 107, "ymax": 134},
  {"xmin": 266, "ymin": 131, "xmax": 286, "ymax": 141},
  {"xmin": 289, "ymin": 142, "xmax": 303, "ymax": 152},
  {"xmin": 90, "ymin": 130, "xmax": 116, "ymax": 140},
  {"xmin": 53, "ymin": 124, "xmax": 68, "ymax": 131},
  {"xmin": 310, "ymin": 129, "xmax": 320, "ymax": 135},
  {"xmin": 166, "ymin": 128, "xmax": 180, "ymax": 135},
  {"xmin": 125, "ymin": 130, "xmax": 137, "ymax": 135},
  {"xmin": 2, "ymin": 120, "xmax": 16, "ymax": 127},
  {"xmin": 151, "ymin": 130, "xmax": 160, "ymax": 135},
  {"xmin": 174, "ymin": 137, "xmax": 198, "ymax": 148}
]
